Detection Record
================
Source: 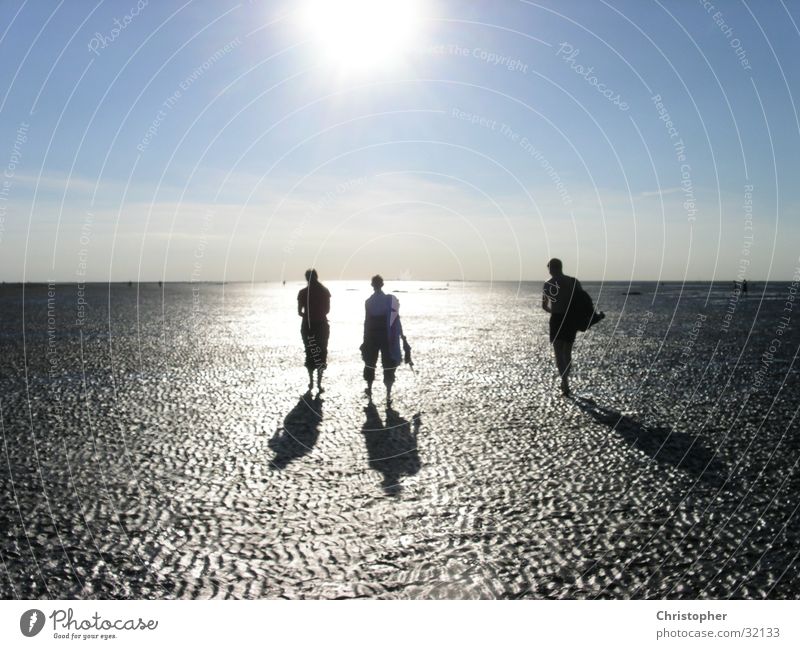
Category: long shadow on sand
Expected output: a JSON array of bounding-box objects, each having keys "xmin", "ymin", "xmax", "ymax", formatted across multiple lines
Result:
[
  {"xmin": 268, "ymin": 392, "xmax": 323, "ymax": 469},
  {"xmin": 574, "ymin": 397, "xmax": 726, "ymax": 486},
  {"xmin": 362, "ymin": 402, "xmax": 422, "ymax": 495}
]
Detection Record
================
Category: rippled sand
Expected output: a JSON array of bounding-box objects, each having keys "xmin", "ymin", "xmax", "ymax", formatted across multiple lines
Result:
[{"xmin": 1, "ymin": 281, "xmax": 798, "ymax": 598}]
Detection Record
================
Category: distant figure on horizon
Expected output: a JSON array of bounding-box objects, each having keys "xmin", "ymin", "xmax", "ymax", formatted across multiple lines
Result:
[
  {"xmin": 542, "ymin": 258, "xmax": 603, "ymax": 397},
  {"xmin": 297, "ymin": 268, "xmax": 330, "ymax": 392},
  {"xmin": 742, "ymin": 278, "xmax": 748, "ymax": 296},
  {"xmin": 361, "ymin": 274, "xmax": 406, "ymax": 403}
]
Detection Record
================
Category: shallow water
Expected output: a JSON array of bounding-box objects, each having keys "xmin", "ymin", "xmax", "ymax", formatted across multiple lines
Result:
[{"xmin": 1, "ymin": 280, "xmax": 798, "ymax": 598}]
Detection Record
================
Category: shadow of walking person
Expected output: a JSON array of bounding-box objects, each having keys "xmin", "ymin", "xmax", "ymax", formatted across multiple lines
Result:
[
  {"xmin": 574, "ymin": 397, "xmax": 726, "ymax": 487},
  {"xmin": 269, "ymin": 392, "xmax": 323, "ymax": 470},
  {"xmin": 362, "ymin": 402, "xmax": 421, "ymax": 495}
]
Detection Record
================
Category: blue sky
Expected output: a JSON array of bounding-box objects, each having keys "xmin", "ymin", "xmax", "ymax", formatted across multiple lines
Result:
[{"xmin": 0, "ymin": 0, "xmax": 798, "ymax": 281}]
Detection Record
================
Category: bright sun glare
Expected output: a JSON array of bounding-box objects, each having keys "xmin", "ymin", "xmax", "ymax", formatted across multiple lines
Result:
[{"xmin": 301, "ymin": 0, "xmax": 426, "ymax": 74}]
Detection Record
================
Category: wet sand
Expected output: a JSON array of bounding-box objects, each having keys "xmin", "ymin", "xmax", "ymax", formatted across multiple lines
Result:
[{"xmin": 0, "ymin": 281, "xmax": 798, "ymax": 598}]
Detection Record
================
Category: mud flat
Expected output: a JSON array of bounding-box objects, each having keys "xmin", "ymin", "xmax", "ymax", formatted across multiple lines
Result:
[{"xmin": 0, "ymin": 281, "xmax": 797, "ymax": 598}]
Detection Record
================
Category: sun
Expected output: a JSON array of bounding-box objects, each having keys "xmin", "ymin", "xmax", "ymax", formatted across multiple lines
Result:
[{"xmin": 300, "ymin": 0, "xmax": 426, "ymax": 74}]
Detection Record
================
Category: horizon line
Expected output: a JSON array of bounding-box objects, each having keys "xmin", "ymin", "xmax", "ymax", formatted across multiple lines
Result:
[{"xmin": 0, "ymin": 278, "xmax": 784, "ymax": 285}]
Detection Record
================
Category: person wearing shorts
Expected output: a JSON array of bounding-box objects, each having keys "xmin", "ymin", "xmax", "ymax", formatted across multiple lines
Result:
[{"xmin": 361, "ymin": 274, "xmax": 403, "ymax": 402}]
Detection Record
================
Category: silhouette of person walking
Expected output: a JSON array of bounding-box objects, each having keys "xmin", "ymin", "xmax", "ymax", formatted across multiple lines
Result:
[
  {"xmin": 361, "ymin": 274, "xmax": 404, "ymax": 402},
  {"xmin": 542, "ymin": 258, "xmax": 582, "ymax": 397},
  {"xmin": 297, "ymin": 268, "xmax": 330, "ymax": 392}
]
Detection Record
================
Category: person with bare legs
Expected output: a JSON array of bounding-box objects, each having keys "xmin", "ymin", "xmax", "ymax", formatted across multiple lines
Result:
[
  {"xmin": 297, "ymin": 268, "xmax": 331, "ymax": 393},
  {"xmin": 361, "ymin": 275, "xmax": 404, "ymax": 403}
]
